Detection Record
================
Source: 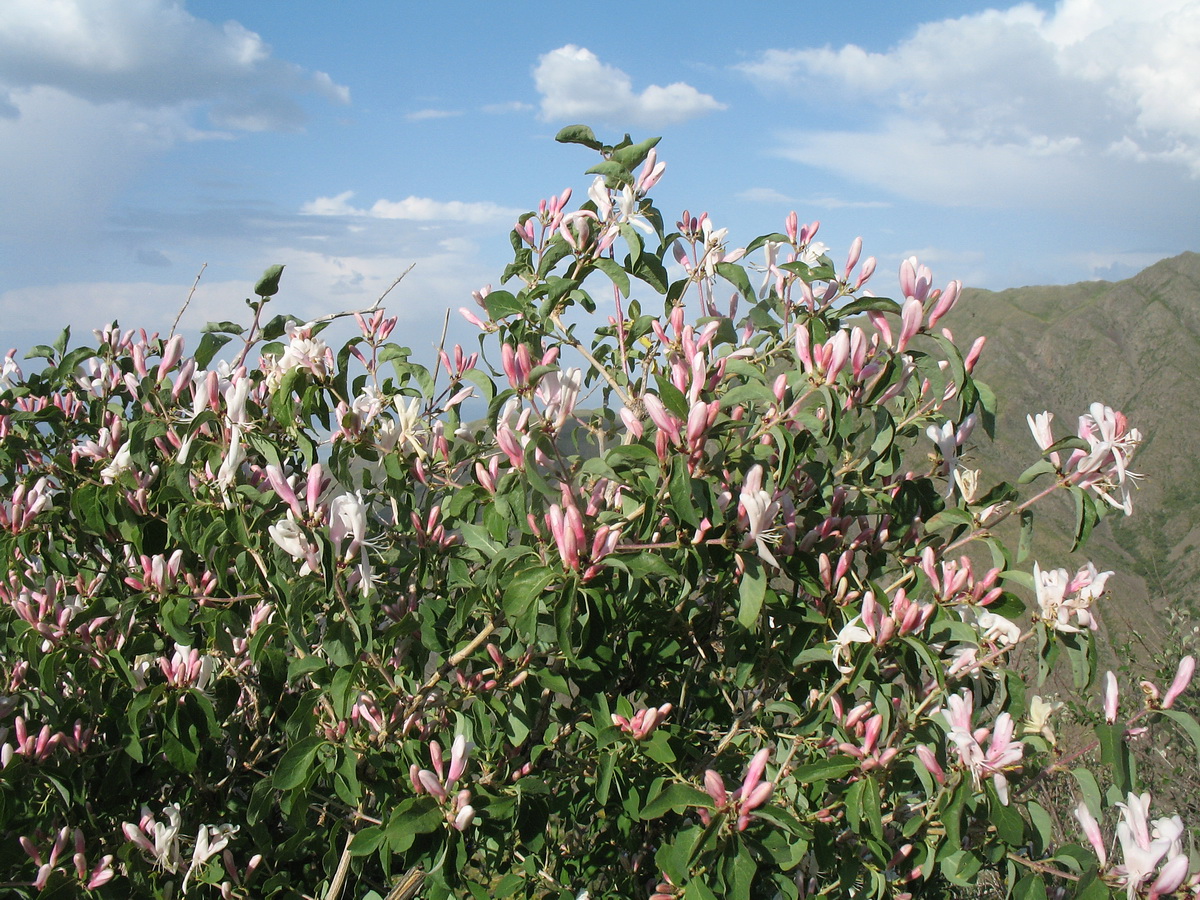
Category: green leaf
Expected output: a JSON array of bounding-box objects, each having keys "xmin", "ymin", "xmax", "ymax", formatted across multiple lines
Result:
[
  {"xmin": 1018, "ymin": 459, "xmax": 1058, "ymax": 484},
  {"xmin": 273, "ymin": 735, "xmax": 326, "ymax": 790},
  {"xmin": 482, "ymin": 290, "xmax": 524, "ymax": 320},
  {"xmin": 1071, "ymin": 486, "xmax": 1099, "ymax": 551},
  {"xmin": 738, "ymin": 559, "xmax": 768, "ymax": 629},
  {"xmin": 791, "ymin": 756, "xmax": 859, "ymax": 783},
  {"xmin": 1074, "ymin": 866, "xmax": 1112, "ymax": 900},
  {"xmin": 989, "ymin": 783, "xmax": 1025, "ymax": 844},
  {"xmin": 596, "ymin": 748, "xmax": 616, "ymax": 805},
  {"xmin": 1156, "ymin": 708, "xmax": 1200, "ymax": 768},
  {"xmin": 1071, "ymin": 767, "xmax": 1103, "ymax": 819},
  {"xmin": 502, "ymin": 565, "xmax": 555, "ymax": 622},
  {"xmin": 585, "ymin": 159, "xmax": 634, "ymax": 186},
  {"xmin": 254, "ymin": 264, "xmax": 285, "ymax": 297},
  {"xmin": 610, "ymin": 135, "xmax": 661, "ymax": 169},
  {"xmin": 715, "ymin": 262, "xmax": 756, "ymax": 304},
  {"xmin": 51, "ymin": 325, "xmax": 71, "ymax": 355},
  {"xmin": 1013, "ymin": 873, "xmax": 1048, "ymax": 900},
  {"xmin": 460, "ymin": 522, "xmax": 501, "ymax": 556},
  {"xmin": 1018, "ymin": 509, "xmax": 1034, "ymax": 562},
  {"xmin": 348, "ymin": 826, "xmax": 385, "ymax": 856},
  {"xmin": 592, "ymin": 256, "xmax": 631, "ymax": 298},
  {"xmin": 640, "ymin": 783, "xmax": 715, "ymax": 820},
  {"xmin": 555, "ymin": 124, "xmax": 603, "ymax": 150},
  {"xmin": 201, "ymin": 320, "xmax": 246, "ymax": 335},
  {"xmin": 1096, "ymin": 723, "xmax": 1132, "ymax": 795}
]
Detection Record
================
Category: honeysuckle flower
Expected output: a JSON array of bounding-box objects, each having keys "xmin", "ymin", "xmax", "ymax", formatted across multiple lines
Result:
[
  {"xmin": 1034, "ymin": 561, "xmax": 1109, "ymax": 633},
  {"xmin": 970, "ymin": 607, "xmax": 1021, "ymax": 647},
  {"xmin": 942, "ymin": 691, "xmax": 1024, "ymax": 804},
  {"xmin": 100, "ymin": 441, "xmax": 134, "ymax": 484},
  {"xmin": 1163, "ymin": 655, "xmax": 1196, "ymax": 709},
  {"xmin": 536, "ymin": 367, "xmax": 582, "ymax": 429},
  {"xmin": 953, "ymin": 467, "xmax": 980, "ymax": 503},
  {"xmin": 122, "ymin": 803, "xmax": 184, "ymax": 871},
  {"xmin": 277, "ymin": 321, "xmax": 331, "ymax": 379},
  {"xmin": 329, "ymin": 492, "xmax": 367, "ymax": 561},
  {"xmin": 183, "ymin": 823, "xmax": 238, "ymax": 892},
  {"xmin": 393, "ymin": 395, "xmax": 429, "ymax": 457},
  {"xmin": 1023, "ymin": 695, "xmax": 1063, "ymax": 743},
  {"xmin": 1074, "ymin": 801, "xmax": 1108, "ymax": 866},
  {"xmin": 612, "ymin": 703, "xmax": 672, "ymax": 740},
  {"xmin": 831, "ymin": 615, "xmax": 873, "ymax": 674},
  {"xmin": 699, "ymin": 747, "xmax": 774, "ymax": 832},
  {"xmin": 1105, "ymin": 670, "xmax": 1120, "ymax": 723},
  {"xmin": 268, "ymin": 512, "xmax": 320, "ymax": 576},
  {"xmin": 1113, "ymin": 792, "xmax": 1186, "ymax": 898},
  {"xmin": 1, "ymin": 349, "xmax": 22, "ymax": 388},
  {"xmin": 739, "ymin": 465, "xmax": 782, "ymax": 567},
  {"xmin": 616, "ymin": 183, "xmax": 655, "ymax": 235}
]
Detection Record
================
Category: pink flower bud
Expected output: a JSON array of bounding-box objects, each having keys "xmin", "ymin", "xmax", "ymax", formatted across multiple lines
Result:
[
  {"xmin": 1104, "ymin": 671, "xmax": 1119, "ymax": 723},
  {"xmin": 1163, "ymin": 655, "xmax": 1195, "ymax": 709}
]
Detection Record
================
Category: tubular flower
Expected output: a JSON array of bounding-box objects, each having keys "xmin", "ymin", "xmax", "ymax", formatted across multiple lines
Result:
[
  {"xmin": 942, "ymin": 691, "xmax": 1024, "ymax": 804},
  {"xmin": 739, "ymin": 465, "xmax": 782, "ymax": 567}
]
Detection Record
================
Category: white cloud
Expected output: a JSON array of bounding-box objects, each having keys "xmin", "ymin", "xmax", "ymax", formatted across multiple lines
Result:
[
  {"xmin": 406, "ymin": 108, "xmax": 461, "ymax": 122},
  {"xmin": 482, "ymin": 101, "xmax": 534, "ymax": 115},
  {"xmin": 736, "ymin": 187, "xmax": 892, "ymax": 209},
  {"xmin": 0, "ymin": 1, "xmax": 351, "ymax": 249},
  {"xmin": 0, "ymin": 86, "xmax": 204, "ymax": 241},
  {"xmin": 534, "ymin": 45, "xmax": 725, "ymax": 127},
  {"xmin": 302, "ymin": 191, "xmax": 520, "ymax": 225},
  {"xmin": 0, "ymin": 0, "xmax": 349, "ymax": 127},
  {"xmin": 737, "ymin": 0, "xmax": 1200, "ymax": 206},
  {"xmin": 736, "ymin": 187, "xmax": 794, "ymax": 204}
]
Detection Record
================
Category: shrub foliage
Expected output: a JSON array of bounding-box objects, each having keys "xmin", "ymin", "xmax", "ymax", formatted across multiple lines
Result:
[{"xmin": 0, "ymin": 127, "xmax": 1195, "ymax": 898}]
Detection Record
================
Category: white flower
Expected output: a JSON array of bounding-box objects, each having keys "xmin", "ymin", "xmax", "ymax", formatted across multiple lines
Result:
[
  {"xmin": 536, "ymin": 367, "xmax": 582, "ymax": 429},
  {"xmin": 277, "ymin": 322, "xmax": 330, "ymax": 378},
  {"xmin": 972, "ymin": 608, "xmax": 1021, "ymax": 646},
  {"xmin": 1034, "ymin": 561, "xmax": 1108, "ymax": 633},
  {"xmin": 616, "ymin": 184, "xmax": 655, "ymax": 235},
  {"xmin": 183, "ymin": 823, "xmax": 239, "ymax": 892},
  {"xmin": 739, "ymin": 465, "xmax": 781, "ymax": 567},
  {"xmin": 100, "ymin": 442, "xmax": 133, "ymax": 484},
  {"xmin": 269, "ymin": 512, "xmax": 318, "ymax": 575},
  {"xmin": 1023, "ymin": 695, "xmax": 1063, "ymax": 743},
  {"xmin": 216, "ymin": 423, "xmax": 246, "ymax": 491},
  {"xmin": 831, "ymin": 615, "xmax": 873, "ymax": 674},
  {"xmin": 393, "ymin": 396, "xmax": 429, "ymax": 457},
  {"xmin": 152, "ymin": 803, "xmax": 183, "ymax": 871}
]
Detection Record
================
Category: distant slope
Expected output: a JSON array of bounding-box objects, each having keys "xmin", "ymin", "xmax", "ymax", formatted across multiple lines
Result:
[{"xmin": 950, "ymin": 252, "xmax": 1200, "ymax": 652}]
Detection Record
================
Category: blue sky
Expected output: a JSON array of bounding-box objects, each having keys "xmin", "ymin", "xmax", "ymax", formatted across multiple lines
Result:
[{"xmin": 2, "ymin": 0, "xmax": 1198, "ymax": 354}]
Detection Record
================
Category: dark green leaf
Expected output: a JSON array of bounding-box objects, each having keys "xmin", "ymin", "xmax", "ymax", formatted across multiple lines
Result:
[
  {"xmin": 254, "ymin": 264, "xmax": 285, "ymax": 297},
  {"xmin": 555, "ymin": 124, "xmax": 603, "ymax": 150},
  {"xmin": 641, "ymin": 783, "xmax": 715, "ymax": 820},
  {"xmin": 274, "ymin": 735, "xmax": 326, "ymax": 790}
]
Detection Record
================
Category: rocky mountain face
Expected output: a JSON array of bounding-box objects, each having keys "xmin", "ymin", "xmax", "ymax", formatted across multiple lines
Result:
[{"xmin": 951, "ymin": 251, "xmax": 1200, "ymax": 658}]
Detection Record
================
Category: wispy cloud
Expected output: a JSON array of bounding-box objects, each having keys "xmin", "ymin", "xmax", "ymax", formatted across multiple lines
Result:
[
  {"xmin": 0, "ymin": 0, "xmax": 351, "ymax": 247},
  {"xmin": 0, "ymin": 0, "xmax": 349, "ymax": 128},
  {"xmin": 534, "ymin": 45, "xmax": 725, "ymax": 127},
  {"xmin": 737, "ymin": 0, "xmax": 1200, "ymax": 210},
  {"xmin": 301, "ymin": 191, "xmax": 520, "ymax": 225},
  {"xmin": 736, "ymin": 187, "xmax": 891, "ymax": 209},
  {"xmin": 482, "ymin": 101, "xmax": 534, "ymax": 115},
  {"xmin": 406, "ymin": 108, "xmax": 461, "ymax": 122}
]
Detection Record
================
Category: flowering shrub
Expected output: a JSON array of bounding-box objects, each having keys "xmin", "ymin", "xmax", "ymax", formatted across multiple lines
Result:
[{"xmin": 0, "ymin": 125, "xmax": 1196, "ymax": 899}]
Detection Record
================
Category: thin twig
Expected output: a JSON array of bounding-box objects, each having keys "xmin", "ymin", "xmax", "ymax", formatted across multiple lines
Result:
[
  {"xmin": 401, "ymin": 620, "xmax": 497, "ymax": 718},
  {"xmin": 308, "ymin": 264, "xmax": 417, "ymax": 326},
  {"xmin": 323, "ymin": 823, "xmax": 357, "ymax": 900},
  {"xmin": 171, "ymin": 263, "xmax": 207, "ymax": 338}
]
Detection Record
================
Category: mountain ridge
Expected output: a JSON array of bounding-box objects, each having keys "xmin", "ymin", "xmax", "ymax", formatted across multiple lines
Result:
[{"xmin": 952, "ymin": 250, "xmax": 1200, "ymax": 653}]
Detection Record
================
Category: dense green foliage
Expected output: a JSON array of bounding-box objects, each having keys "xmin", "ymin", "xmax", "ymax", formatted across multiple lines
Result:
[{"xmin": 0, "ymin": 127, "xmax": 1195, "ymax": 898}]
